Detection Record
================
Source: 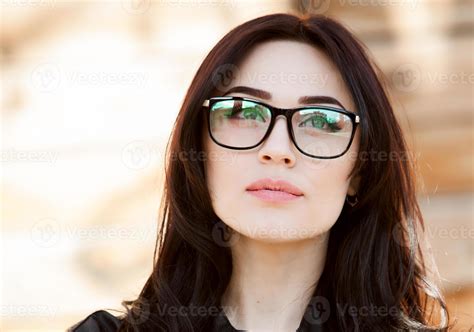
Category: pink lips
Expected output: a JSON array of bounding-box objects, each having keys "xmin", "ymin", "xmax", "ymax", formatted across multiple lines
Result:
[{"xmin": 245, "ymin": 178, "xmax": 304, "ymax": 202}]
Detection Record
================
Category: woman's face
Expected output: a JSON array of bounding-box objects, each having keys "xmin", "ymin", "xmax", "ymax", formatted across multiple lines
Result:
[{"xmin": 204, "ymin": 40, "xmax": 360, "ymax": 243}]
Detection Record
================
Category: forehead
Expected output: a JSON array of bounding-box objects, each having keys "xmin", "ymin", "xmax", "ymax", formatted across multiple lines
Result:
[{"xmin": 228, "ymin": 40, "xmax": 355, "ymax": 112}]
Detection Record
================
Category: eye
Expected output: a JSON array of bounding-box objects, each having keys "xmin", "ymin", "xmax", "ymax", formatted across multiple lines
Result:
[
  {"xmin": 302, "ymin": 115, "xmax": 327, "ymax": 129},
  {"xmin": 241, "ymin": 107, "xmax": 267, "ymax": 122},
  {"xmin": 297, "ymin": 111, "xmax": 343, "ymax": 132},
  {"xmin": 223, "ymin": 102, "xmax": 268, "ymax": 123}
]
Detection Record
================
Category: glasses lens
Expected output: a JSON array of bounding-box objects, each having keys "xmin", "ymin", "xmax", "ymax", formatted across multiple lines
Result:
[
  {"xmin": 292, "ymin": 108, "xmax": 354, "ymax": 157},
  {"xmin": 209, "ymin": 99, "xmax": 272, "ymax": 148}
]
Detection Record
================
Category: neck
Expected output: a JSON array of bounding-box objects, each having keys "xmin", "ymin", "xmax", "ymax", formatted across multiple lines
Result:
[{"xmin": 221, "ymin": 232, "xmax": 329, "ymax": 331}]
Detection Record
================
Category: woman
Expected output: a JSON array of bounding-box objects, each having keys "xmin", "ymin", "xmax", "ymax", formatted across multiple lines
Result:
[{"xmin": 69, "ymin": 13, "xmax": 450, "ymax": 331}]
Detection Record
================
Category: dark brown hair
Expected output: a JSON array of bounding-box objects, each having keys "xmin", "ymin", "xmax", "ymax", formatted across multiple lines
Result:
[{"xmin": 117, "ymin": 13, "xmax": 451, "ymax": 331}]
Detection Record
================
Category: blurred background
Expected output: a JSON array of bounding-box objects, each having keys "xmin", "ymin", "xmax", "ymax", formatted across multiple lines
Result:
[{"xmin": 1, "ymin": 0, "xmax": 472, "ymax": 330}]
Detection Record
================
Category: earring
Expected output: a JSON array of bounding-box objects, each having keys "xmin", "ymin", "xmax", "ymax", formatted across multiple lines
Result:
[{"xmin": 346, "ymin": 193, "xmax": 359, "ymax": 207}]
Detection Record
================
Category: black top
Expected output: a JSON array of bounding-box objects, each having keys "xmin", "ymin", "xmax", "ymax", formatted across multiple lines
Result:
[
  {"xmin": 67, "ymin": 304, "xmax": 326, "ymax": 331},
  {"xmin": 67, "ymin": 310, "xmax": 122, "ymax": 331}
]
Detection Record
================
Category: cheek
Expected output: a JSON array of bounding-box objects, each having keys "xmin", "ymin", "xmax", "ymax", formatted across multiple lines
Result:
[
  {"xmin": 204, "ymin": 138, "xmax": 240, "ymax": 211},
  {"xmin": 300, "ymin": 152, "xmax": 356, "ymax": 225},
  {"xmin": 305, "ymin": 159, "xmax": 353, "ymax": 199},
  {"xmin": 303, "ymin": 130, "xmax": 359, "ymax": 199}
]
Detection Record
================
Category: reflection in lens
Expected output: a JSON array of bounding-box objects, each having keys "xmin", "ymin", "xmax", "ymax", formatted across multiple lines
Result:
[
  {"xmin": 209, "ymin": 99, "xmax": 271, "ymax": 148},
  {"xmin": 292, "ymin": 108, "xmax": 353, "ymax": 157},
  {"xmin": 209, "ymin": 101, "xmax": 355, "ymax": 157}
]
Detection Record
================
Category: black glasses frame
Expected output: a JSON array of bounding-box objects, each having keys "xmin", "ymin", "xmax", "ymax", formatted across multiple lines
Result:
[{"xmin": 202, "ymin": 96, "xmax": 360, "ymax": 159}]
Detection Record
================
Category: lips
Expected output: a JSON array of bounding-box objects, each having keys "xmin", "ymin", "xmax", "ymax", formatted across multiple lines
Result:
[{"xmin": 245, "ymin": 178, "xmax": 304, "ymax": 197}]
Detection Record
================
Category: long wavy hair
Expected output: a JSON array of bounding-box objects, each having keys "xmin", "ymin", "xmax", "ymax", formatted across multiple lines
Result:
[{"xmin": 116, "ymin": 13, "xmax": 451, "ymax": 331}]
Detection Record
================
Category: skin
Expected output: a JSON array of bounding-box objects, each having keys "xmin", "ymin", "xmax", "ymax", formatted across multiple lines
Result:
[{"xmin": 203, "ymin": 40, "xmax": 360, "ymax": 331}]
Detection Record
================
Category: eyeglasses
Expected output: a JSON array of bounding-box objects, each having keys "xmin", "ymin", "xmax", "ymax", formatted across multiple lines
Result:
[{"xmin": 202, "ymin": 96, "xmax": 360, "ymax": 159}]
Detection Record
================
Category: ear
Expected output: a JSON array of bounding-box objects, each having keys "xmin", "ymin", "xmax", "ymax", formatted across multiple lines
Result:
[{"xmin": 347, "ymin": 174, "xmax": 360, "ymax": 196}]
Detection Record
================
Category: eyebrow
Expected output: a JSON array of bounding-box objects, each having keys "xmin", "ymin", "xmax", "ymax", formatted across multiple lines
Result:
[{"xmin": 222, "ymin": 85, "xmax": 348, "ymax": 110}]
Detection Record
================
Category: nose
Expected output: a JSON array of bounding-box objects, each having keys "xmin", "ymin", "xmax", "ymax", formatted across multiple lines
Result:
[{"xmin": 258, "ymin": 116, "xmax": 297, "ymax": 167}]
